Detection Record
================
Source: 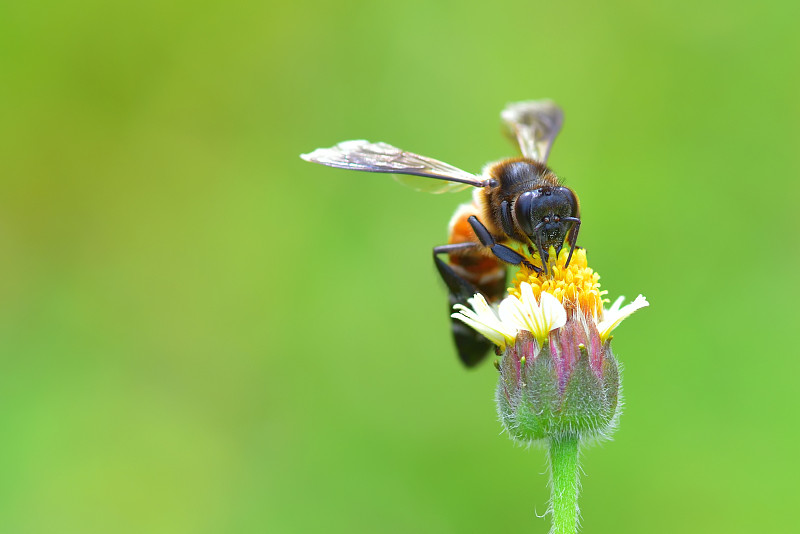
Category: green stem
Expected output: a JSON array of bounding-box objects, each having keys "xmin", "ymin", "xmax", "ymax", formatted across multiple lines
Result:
[{"xmin": 548, "ymin": 435, "xmax": 580, "ymax": 534}]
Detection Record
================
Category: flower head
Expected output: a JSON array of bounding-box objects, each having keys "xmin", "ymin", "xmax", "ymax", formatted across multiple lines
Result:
[{"xmin": 451, "ymin": 246, "xmax": 647, "ymax": 444}]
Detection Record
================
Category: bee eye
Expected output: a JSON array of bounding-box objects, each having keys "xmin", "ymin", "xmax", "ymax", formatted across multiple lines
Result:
[
  {"xmin": 553, "ymin": 215, "xmax": 561, "ymax": 222},
  {"xmin": 543, "ymin": 216, "xmax": 551, "ymax": 223}
]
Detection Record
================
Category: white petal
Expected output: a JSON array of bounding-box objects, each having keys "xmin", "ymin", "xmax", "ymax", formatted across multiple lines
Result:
[
  {"xmin": 518, "ymin": 283, "xmax": 544, "ymax": 335},
  {"xmin": 466, "ymin": 293, "xmax": 491, "ymax": 313},
  {"xmin": 498, "ymin": 285, "xmax": 567, "ymax": 345},
  {"xmin": 450, "ymin": 312, "xmax": 508, "ymax": 347},
  {"xmin": 539, "ymin": 291, "xmax": 567, "ymax": 333},
  {"xmin": 519, "ymin": 282, "xmax": 537, "ymax": 307},
  {"xmin": 450, "ymin": 286, "xmax": 571, "ymax": 350},
  {"xmin": 606, "ymin": 295, "xmax": 626, "ymax": 314},
  {"xmin": 597, "ymin": 294, "xmax": 649, "ymax": 340},
  {"xmin": 497, "ymin": 297, "xmax": 527, "ymax": 332},
  {"xmin": 451, "ymin": 294, "xmax": 518, "ymax": 349}
]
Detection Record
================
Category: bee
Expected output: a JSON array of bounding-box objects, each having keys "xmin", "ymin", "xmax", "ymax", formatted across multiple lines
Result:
[{"xmin": 301, "ymin": 100, "xmax": 580, "ymax": 367}]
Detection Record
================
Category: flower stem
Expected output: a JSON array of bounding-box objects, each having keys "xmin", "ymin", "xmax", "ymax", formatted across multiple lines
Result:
[{"xmin": 548, "ymin": 435, "xmax": 580, "ymax": 534}]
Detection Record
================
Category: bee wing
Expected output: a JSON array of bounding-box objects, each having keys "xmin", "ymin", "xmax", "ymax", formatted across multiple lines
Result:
[
  {"xmin": 501, "ymin": 100, "xmax": 564, "ymax": 163},
  {"xmin": 300, "ymin": 140, "xmax": 484, "ymax": 194}
]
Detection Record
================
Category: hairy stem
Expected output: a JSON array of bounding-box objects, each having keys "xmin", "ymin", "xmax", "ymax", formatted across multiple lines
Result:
[{"xmin": 548, "ymin": 435, "xmax": 580, "ymax": 534}]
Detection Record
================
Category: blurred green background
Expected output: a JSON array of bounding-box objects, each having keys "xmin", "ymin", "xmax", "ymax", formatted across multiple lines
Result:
[{"xmin": 2, "ymin": 1, "xmax": 799, "ymax": 532}]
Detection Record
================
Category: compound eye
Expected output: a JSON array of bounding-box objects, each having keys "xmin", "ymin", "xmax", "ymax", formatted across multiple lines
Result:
[
  {"xmin": 553, "ymin": 215, "xmax": 561, "ymax": 222},
  {"xmin": 513, "ymin": 191, "xmax": 536, "ymax": 236},
  {"xmin": 543, "ymin": 216, "xmax": 551, "ymax": 223}
]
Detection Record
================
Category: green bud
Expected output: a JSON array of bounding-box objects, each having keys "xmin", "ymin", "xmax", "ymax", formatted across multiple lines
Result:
[{"xmin": 496, "ymin": 316, "xmax": 621, "ymax": 444}]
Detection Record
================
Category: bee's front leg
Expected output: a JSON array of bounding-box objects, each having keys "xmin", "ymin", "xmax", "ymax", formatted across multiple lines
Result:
[{"xmin": 467, "ymin": 216, "xmax": 540, "ymax": 273}]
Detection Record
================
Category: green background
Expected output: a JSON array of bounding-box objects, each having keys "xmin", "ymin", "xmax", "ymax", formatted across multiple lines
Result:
[{"xmin": 2, "ymin": 1, "xmax": 799, "ymax": 532}]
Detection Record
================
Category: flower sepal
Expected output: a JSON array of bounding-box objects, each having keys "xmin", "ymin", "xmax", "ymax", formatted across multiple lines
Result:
[{"xmin": 496, "ymin": 329, "xmax": 621, "ymax": 444}]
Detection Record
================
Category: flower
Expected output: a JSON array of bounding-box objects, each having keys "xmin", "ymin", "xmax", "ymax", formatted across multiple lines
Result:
[
  {"xmin": 451, "ymin": 246, "xmax": 647, "ymax": 444},
  {"xmin": 454, "ymin": 247, "xmax": 648, "ymax": 353},
  {"xmin": 451, "ymin": 282, "xmax": 566, "ymax": 350}
]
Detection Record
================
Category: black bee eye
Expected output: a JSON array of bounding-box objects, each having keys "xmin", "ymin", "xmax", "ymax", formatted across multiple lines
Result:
[
  {"xmin": 543, "ymin": 216, "xmax": 551, "ymax": 223},
  {"xmin": 553, "ymin": 215, "xmax": 560, "ymax": 222}
]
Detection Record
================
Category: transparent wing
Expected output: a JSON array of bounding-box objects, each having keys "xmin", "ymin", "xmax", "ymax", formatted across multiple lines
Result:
[
  {"xmin": 300, "ymin": 140, "xmax": 483, "ymax": 194},
  {"xmin": 390, "ymin": 174, "xmax": 472, "ymax": 193},
  {"xmin": 501, "ymin": 100, "xmax": 564, "ymax": 163}
]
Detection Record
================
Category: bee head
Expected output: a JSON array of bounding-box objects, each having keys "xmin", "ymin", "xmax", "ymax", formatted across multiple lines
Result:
[{"xmin": 514, "ymin": 187, "xmax": 579, "ymax": 251}]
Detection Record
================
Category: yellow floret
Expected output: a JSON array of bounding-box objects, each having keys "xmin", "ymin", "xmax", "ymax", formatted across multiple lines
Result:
[{"xmin": 509, "ymin": 247, "xmax": 606, "ymax": 317}]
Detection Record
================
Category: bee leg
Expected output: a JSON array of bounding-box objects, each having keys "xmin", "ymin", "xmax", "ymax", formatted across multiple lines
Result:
[
  {"xmin": 466, "ymin": 215, "xmax": 538, "ymax": 272},
  {"xmin": 433, "ymin": 242, "xmax": 478, "ymax": 257},
  {"xmin": 433, "ymin": 243, "xmax": 481, "ymax": 300},
  {"xmin": 534, "ymin": 240, "xmax": 549, "ymax": 276},
  {"xmin": 564, "ymin": 218, "xmax": 582, "ymax": 269},
  {"xmin": 493, "ymin": 245, "xmax": 539, "ymax": 272},
  {"xmin": 523, "ymin": 247, "xmax": 545, "ymax": 274},
  {"xmin": 466, "ymin": 215, "xmax": 495, "ymax": 247},
  {"xmin": 432, "ymin": 243, "xmax": 492, "ymax": 367}
]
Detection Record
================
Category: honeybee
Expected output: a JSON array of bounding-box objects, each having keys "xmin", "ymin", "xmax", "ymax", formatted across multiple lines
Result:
[{"xmin": 301, "ymin": 100, "xmax": 580, "ymax": 367}]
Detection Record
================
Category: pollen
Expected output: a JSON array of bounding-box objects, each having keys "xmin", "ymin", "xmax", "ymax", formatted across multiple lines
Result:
[{"xmin": 509, "ymin": 247, "xmax": 605, "ymax": 317}]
